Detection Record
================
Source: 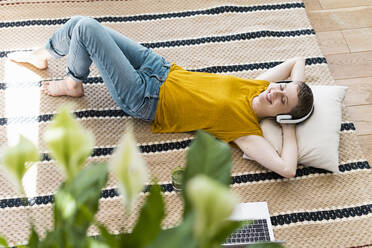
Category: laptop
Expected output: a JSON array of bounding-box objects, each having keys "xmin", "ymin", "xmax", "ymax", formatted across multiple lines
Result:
[{"xmin": 223, "ymin": 202, "xmax": 285, "ymax": 247}]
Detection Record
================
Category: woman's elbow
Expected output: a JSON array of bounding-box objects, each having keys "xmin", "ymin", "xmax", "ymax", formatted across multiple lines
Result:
[
  {"xmin": 281, "ymin": 166, "xmax": 297, "ymax": 178},
  {"xmin": 291, "ymin": 56, "xmax": 305, "ymax": 63}
]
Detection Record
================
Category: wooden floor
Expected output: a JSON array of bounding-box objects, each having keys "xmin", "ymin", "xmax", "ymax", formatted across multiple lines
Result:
[{"xmin": 303, "ymin": 0, "xmax": 372, "ymax": 164}]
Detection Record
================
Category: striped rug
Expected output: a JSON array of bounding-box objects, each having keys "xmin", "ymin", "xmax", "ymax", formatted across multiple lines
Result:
[{"xmin": 1, "ymin": 0, "xmax": 372, "ymax": 247}]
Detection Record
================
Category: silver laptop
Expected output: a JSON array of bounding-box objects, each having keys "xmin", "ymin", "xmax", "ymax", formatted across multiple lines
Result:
[{"xmin": 223, "ymin": 202, "xmax": 285, "ymax": 247}]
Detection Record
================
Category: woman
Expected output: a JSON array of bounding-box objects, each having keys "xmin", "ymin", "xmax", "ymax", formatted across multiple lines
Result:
[{"xmin": 8, "ymin": 16, "xmax": 313, "ymax": 178}]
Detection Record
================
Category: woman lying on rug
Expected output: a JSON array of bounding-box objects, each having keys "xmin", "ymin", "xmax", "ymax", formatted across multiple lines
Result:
[{"xmin": 8, "ymin": 16, "xmax": 313, "ymax": 178}]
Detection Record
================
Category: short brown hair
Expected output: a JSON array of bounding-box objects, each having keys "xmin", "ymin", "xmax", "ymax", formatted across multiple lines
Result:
[{"xmin": 289, "ymin": 81, "xmax": 313, "ymax": 119}]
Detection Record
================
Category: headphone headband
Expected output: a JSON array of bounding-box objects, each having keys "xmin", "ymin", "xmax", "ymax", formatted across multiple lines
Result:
[{"xmin": 276, "ymin": 105, "xmax": 314, "ymax": 124}]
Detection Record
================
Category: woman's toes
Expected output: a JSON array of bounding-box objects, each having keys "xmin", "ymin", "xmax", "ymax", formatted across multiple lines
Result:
[
  {"xmin": 41, "ymin": 81, "xmax": 52, "ymax": 95},
  {"xmin": 41, "ymin": 79, "xmax": 84, "ymax": 97},
  {"xmin": 41, "ymin": 81, "xmax": 47, "ymax": 91}
]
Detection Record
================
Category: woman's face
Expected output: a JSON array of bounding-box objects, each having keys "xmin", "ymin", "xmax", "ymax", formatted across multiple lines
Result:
[{"xmin": 257, "ymin": 82, "xmax": 299, "ymax": 117}]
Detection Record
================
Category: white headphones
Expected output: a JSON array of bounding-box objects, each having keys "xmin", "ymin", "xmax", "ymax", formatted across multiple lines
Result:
[{"xmin": 276, "ymin": 105, "xmax": 314, "ymax": 124}]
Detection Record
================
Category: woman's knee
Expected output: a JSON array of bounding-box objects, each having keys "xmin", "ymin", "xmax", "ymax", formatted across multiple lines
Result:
[
  {"xmin": 76, "ymin": 17, "xmax": 100, "ymax": 30},
  {"xmin": 65, "ymin": 16, "xmax": 88, "ymax": 38},
  {"xmin": 74, "ymin": 17, "xmax": 101, "ymax": 37},
  {"xmin": 69, "ymin": 16, "xmax": 84, "ymax": 22},
  {"xmin": 68, "ymin": 16, "xmax": 85, "ymax": 29}
]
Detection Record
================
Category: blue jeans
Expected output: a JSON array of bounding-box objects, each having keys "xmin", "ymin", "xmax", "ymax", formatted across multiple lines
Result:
[{"xmin": 45, "ymin": 16, "xmax": 171, "ymax": 121}]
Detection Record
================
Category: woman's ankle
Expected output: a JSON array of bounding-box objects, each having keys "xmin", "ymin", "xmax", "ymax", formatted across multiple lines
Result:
[
  {"xmin": 66, "ymin": 77, "xmax": 82, "ymax": 89},
  {"xmin": 34, "ymin": 47, "xmax": 52, "ymax": 60}
]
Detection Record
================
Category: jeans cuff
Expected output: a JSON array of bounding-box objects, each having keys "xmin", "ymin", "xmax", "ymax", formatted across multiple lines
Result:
[
  {"xmin": 45, "ymin": 39, "xmax": 64, "ymax": 59},
  {"xmin": 66, "ymin": 67, "xmax": 84, "ymax": 83}
]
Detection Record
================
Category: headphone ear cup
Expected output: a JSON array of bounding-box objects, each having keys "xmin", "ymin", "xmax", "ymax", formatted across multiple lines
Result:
[{"xmin": 276, "ymin": 114, "xmax": 292, "ymax": 123}]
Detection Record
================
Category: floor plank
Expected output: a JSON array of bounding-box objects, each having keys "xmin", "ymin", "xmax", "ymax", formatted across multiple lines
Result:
[
  {"xmin": 325, "ymin": 51, "xmax": 372, "ymax": 79},
  {"xmin": 303, "ymin": 0, "xmax": 322, "ymax": 11},
  {"xmin": 307, "ymin": 6, "xmax": 372, "ymax": 32},
  {"xmin": 342, "ymin": 27, "xmax": 372, "ymax": 53},
  {"xmin": 357, "ymin": 135, "xmax": 372, "ymax": 165},
  {"xmin": 305, "ymin": 1, "xmax": 372, "ymax": 165},
  {"xmin": 315, "ymin": 31, "xmax": 350, "ymax": 55},
  {"xmin": 346, "ymin": 105, "xmax": 372, "ymax": 136},
  {"xmin": 335, "ymin": 77, "xmax": 372, "ymax": 106},
  {"xmin": 318, "ymin": 0, "xmax": 372, "ymax": 9}
]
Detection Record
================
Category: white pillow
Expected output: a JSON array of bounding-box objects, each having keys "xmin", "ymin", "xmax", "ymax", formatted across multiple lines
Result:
[{"xmin": 244, "ymin": 85, "xmax": 347, "ymax": 173}]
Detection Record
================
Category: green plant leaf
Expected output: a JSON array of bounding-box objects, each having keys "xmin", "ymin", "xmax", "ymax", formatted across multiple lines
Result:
[
  {"xmin": 0, "ymin": 236, "xmax": 8, "ymax": 247},
  {"xmin": 109, "ymin": 125, "xmax": 148, "ymax": 212},
  {"xmin": 55, "ymin": 163, "xmax": 108, "ymax": 223},
  {"xmin": 36, "ymin": 229, "xmax": 63, "ymax": 248},
  {"xmin": 209, "ymin": 220, "xmax": 242, "ymax": 247},
  {"xmin": 55, "ymin": 190, "xmax": 77, "ymax": 221},
  {"xmin": 183, "ymin": 130, "xmax": 232, "ymax": 216},
  {"xmin": 44, "ymin": 106, "xmax": 94, "ymax": 180},
  {"xmin": 146, "ymin": 213, "xmax": 197, "ymax": 248},
  {"xmin": 27, "ymin": 225, "xmax": 40, "ymax": 248},
  {"xmin": 122, "ymin": 184, "xmax": 164, "ymax": 248},
  {"xmin": 53, "ymin": 163, "xmax": 108, "ymax": 246},
  {"xmin": 69, "ymin": 163, "xmax": 108, "ymax": 211},
  {"xmin": 185, "ymin": 175, "xmax": 239, "ymax": 247},
  {"xmin": 0, "ymin": 135, "xmax": 39, "ymax": 194},
  {"xmin": 95, "ymin": 222, "xmax": 119, "ymax": 248},
  {"xmin": 88, "ymin": 238, "xmax": 111, "ymax": 248}
]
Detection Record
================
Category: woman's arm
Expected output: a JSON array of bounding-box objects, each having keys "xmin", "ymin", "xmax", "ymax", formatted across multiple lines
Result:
[
  {"xmin": 255, "ymin": 57, "xmax": 305, "ymax": 82},
  {"xmin": 279, "ymin": 124, "xmax": 297, "ymax": 174},
  {"xmin": 234, "ymin": 124, "xmax": 298, "ymax": 178}
]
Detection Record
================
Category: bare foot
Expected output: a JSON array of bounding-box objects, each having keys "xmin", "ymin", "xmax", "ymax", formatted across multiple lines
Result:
[
  {"xmin": 41, "ymin": 77, "xmax": 84, "ymax": 97},
  {"xmin": 7, "ymin": 48, "xmax": 51, "ymax": 70}
]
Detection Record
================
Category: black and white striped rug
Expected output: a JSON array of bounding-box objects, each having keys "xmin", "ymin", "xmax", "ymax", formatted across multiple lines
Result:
[{"xmin": 1, "ymin": 0, "xmax": 371, "ymax": 246}]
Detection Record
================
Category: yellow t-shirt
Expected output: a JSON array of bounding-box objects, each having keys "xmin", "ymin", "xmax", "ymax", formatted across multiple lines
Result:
[{"xmin": 152, "ymin": 63, "xmax": 270, "ymax": 143}]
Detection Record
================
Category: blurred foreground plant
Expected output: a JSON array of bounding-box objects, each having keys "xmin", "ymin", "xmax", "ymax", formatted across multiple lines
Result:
[
  {"xmin": 44, "ymin": 106, "xmax": 94, "ymax": 180},
  {"xmin": 0, "ymin": 135, "xmax": 39, "ymax": 195},
  {"xmin": 0, "ymin": 106, "xmax": 283, "ymax": 248},
  {"xmin": 110, "ymin": 125, "xmax": 148, "ymax": 212}
]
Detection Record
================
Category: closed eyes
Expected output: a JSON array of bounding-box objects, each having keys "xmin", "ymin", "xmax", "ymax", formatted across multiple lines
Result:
[{"xmin": 280, "ymin": 84, "xmax": 288, "ymax": 105}]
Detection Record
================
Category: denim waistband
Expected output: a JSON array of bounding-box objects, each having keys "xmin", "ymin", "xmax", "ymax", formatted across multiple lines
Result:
[{"xmin": 134, "ymin": 50, "xmax": 171, "ymax": 121}]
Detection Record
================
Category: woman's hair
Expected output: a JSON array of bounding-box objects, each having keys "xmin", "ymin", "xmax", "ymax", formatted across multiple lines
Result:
[{"xmin": 276, "ymin": 80, "xmax": 314, "ymax": 119}]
